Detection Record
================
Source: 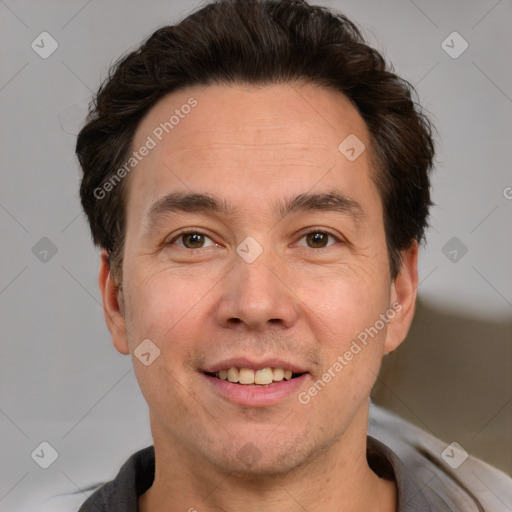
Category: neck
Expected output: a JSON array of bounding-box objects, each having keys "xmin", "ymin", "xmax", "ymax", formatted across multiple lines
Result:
[{"xmin": 139, "ymin": 406, "xmax": 396, "ymax": 512}]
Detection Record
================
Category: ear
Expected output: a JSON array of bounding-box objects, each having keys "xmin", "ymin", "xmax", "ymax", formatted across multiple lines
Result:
[
  {"xmin": 98, "ymin": 249, "xmax": 130, "ymax": 355},
  {"xmin": 384, "ymin": 240, "xmax": 419, "ymax": 354}
]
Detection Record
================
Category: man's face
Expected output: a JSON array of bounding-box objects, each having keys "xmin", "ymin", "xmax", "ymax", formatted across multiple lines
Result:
[{"xmin": 103, "ymin": 83, "xmax": 415, "ymax": 475}]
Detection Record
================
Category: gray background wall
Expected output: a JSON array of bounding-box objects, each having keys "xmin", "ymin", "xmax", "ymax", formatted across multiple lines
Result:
[{"xmin": 0, "ymin": 0, "xmax": 511, "ymax": 510}]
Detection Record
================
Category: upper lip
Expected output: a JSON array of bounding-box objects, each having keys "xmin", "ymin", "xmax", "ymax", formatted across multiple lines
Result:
[{"xmin": 202, "ymin": 357, "xmax": 309, "ymax": 374}]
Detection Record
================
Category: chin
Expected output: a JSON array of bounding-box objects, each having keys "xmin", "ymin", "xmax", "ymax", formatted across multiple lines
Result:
[
  {"xmin": 213, "ymin": 454, "xmax": 305, "ymax": 478},
  {"xmin": 204, "ymin": 431, "xmax": 324, "ymax": 477}
]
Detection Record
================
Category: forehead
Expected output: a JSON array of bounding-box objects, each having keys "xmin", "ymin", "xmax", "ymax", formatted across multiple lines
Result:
[{"xmin": 127, "ymin": 83, "xmax": 380, "ymax": 221}]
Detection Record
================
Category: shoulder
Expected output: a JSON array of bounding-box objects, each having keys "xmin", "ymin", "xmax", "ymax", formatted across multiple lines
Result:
[
  {"xmin": 38, "ymin": 411, "xmax": 512, "ymax": 512},
  {"xmin": 39, "ymin": 446, "xmax": 155, "ymax": 512},
  {"xmin": 369, "ymin": 402, "xmax": 512, "ymax": 511}
]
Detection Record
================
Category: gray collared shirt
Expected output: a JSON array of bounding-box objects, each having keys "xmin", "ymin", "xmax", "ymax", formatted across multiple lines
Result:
[{"xmin": 41, "ymin": 404, "xmax": 512, "ymax": 511}]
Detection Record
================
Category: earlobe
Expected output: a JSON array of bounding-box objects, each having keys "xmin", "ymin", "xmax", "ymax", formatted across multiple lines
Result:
[
  {"xmin": 384, "ymin": 241, "xmax": 419, "ymax": 354},
  {"xmin": 98, "ymin": 249, "xmax": 130, "ymax": 355}
]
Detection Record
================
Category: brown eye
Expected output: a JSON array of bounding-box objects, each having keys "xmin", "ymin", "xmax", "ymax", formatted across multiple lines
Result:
[
  {"xmin": 182, "ymin": 233, "xmax": 205, "ymax": 248},
  {"xmin": 304, "ymin": 232, "xmax": 334, "ymax": 248},
  {"xmin": 294, "ymin": 230, "xmax": 341, "ymax": 249},
  {"xmin": 172, "ymin": 232, "xmax": 216, "ymax": 249}
]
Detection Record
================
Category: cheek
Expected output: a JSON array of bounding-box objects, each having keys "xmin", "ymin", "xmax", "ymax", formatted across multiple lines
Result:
[
  {"xmin": 122, "ymin": 271, "xmax": 209, "ymax": 417},
  {"xmin": 123, "ymin": 266, "xmax": 217, "ymax": 346},
  {"xmin": 298, "ymin": 283, "xmax": 389, "ymax": 421},
  {"xmin": 293, "ymin": 263, "xmax": 390, "ymax": 347},
  {"xmin": 293, "ymin": 263, "xmax": 391, "ymax": 407}
]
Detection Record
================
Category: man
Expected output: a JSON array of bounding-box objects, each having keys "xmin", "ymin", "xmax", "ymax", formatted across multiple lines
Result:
[{"xmin": 62, "ymin": 0, "xmax": 511, "ymax": 510}]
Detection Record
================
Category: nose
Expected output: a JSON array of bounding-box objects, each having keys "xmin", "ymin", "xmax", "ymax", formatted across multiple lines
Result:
[{"xmin": 213, "ymin": 244, "xmax": 299, "ymax": 332}]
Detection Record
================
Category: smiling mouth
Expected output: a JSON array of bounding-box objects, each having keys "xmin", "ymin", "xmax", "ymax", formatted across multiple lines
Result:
[{"xmin": 204, "ymin": 367, "xmax": 305, "ymax": 386}]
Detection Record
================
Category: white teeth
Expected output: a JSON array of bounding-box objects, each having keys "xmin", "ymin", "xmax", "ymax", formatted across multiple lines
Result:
[
  {"xmin": 254, "ymin": 368, "xmax": 273, "ymax": 385},
  {"xmin": 272, "ymin": 367, "xmax": 284, "ymax": 381},
  {"xmin": 239, "ymin": 368, "xmax": 255, "ymax": 384},
  {"xmin": 226, "ymin": 367, "xmax": 239, "ymax": 383},
  {"xmin": 215, "ymin": 367, "xmax": 298, "ymax": 385}
]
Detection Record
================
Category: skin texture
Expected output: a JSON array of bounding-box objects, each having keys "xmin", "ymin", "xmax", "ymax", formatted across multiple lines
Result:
[{"xmin": 99, "ymin": 83, "xmax": 418, "ymax": 512}]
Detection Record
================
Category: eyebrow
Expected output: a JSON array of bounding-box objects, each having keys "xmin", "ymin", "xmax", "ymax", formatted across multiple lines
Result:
[
  {"xmin": 274, "ymin": 191, "xmax": 366, "ymax": 223},
  {"xmin": 145, "ymin": 190, "xmax": 366, "ymax": 229}
]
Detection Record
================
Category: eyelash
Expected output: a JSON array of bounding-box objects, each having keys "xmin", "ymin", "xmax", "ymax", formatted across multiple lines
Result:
[
  {"xmin": 167, "ymin": 228, "xmax": 343, "ymax": 249},
  {"xmin": 296, "ymin": 228, "xmax": 343, "ymax": 248},
  {"xmin": 169, "ymin": 230, "xmax": 218, "ymax": 249}
]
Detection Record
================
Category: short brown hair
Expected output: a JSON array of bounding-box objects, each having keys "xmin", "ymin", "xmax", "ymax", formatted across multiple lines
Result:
[{"xmin": 77, "ymin": 0, "xmax": 435, "ymax": 283}]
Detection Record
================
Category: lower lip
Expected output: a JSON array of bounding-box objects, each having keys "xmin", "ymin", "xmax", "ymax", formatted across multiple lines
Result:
[{"xmin": 202, "ymin": 373, "xmax": 309, "ymax": 407}]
